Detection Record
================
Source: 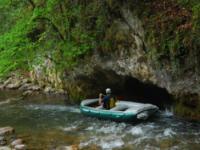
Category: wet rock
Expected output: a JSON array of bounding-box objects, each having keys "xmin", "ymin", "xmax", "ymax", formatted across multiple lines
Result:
[
  {"xmin": 0, "ymin": 84, "xmax": 4, "ymax": 90},
  {"xmin": 21, "ymin": 79, "xmax": 31, "ymax": 85},
  {"xmin": 6, "ymin": 80, "xmax": 21, "ymax": 89},
  {"xmin": 18, "ymin": 83, "xmax": 33, "ymax": 91},
  {"xmin": 3, "ymin": 78, "xmax": 12, "ymax": 87},
  {"xmin": 55, "ymin": 89, "xmax": 66, "ymax": 95},
  {"xmin": 28, "ymin": 85, "xmax": 41, "ymax": 91},
  {"xmin": 11, "ymin": 139, "xmax": 23, "ymax": 147},
  {"xmin": 20, "ymin": 83, "xmax": 40, "ymax": 91},
  {"xmin": 44, "ymin": 86, "xmax": 55, "ymax": 93},
  {"xmin": 0, "ymin": 137, "xmax": 6, "ymax": 146},
  {"xmin": 22, "ymin": 90, "xmax": 33, "ymax": 96},
  {"xmin": 56, "ymin": 145, "xmax": 79, "ymax": 150},
  {"xmin": 0, "ymin": 146, "xmax": 12, "ymax": 150},
  {"xmin": 0, "ymin": 127, "xmax": 14, "ymax": 136},
  {"xmin": 14, "ymin": 144, "xmax": 26, "ymax": 150},
  {"xmin": 0, "ymin": 100, "xmax": 11, "ymax": 106}
]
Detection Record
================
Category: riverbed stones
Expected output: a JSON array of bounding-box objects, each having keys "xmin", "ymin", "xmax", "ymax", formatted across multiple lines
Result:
[
  {"xmin": 56, "ymin": 145, "xmax": 79, "ymax": 150},
  {"xmin": 14, "ymin": 144, "xmax": 27, "ymax": 150},
  {"xmin": 11, "ymin": 139, "xmax": 23, "ymax": 147},
  {"xmin": 0, "ymin": 127, "xmax": 14, "ymax": 136},
  {"xmin": 0, "ymin": 146, "xmax": 11, "ymax": 150},
  {"xmin": 0, "ymin": 127, "xmax": 27, "ymax": 150},
  {"xmin": 0, "ymin": 136, "xmax": 6, "ymax": 146}
]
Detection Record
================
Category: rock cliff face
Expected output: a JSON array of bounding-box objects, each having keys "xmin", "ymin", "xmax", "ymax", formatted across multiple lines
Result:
[{"xmin": 61, "ymin": 3, "xmax": 200, "ymax": 119}]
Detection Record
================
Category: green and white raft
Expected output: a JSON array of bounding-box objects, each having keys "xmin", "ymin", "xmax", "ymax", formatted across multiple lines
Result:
[{"xmin": 80, "ymin": 99, "xmax": 159, "ymax": 121}]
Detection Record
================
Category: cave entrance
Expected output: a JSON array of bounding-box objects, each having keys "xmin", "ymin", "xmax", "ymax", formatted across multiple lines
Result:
[
  {"xmin": 90, "ymin": 69, "xmax": 173, "ymax": 109},
  {"xmin": 113, "ymin": 76, "xmax": 173, "ymax": 109}
]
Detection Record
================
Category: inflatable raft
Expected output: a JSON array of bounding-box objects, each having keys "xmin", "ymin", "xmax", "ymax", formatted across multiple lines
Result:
[{"xmin": 80, "ymin": 99, "xmax": 159, "ymax": 121}]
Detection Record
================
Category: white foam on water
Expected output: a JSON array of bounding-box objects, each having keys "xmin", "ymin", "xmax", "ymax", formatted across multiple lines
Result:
[
  {"xmin": 131, "ymin": 136, "xmax": 151, "ymax": 146},
  {"xmin": 79, "ymin": 136, "xmax": 98, "ymax": 148},
  {"xmin": 80, "ymin": 134, "xmax": 124, "ymax": 150},
  {"xmin": 162, "ymin": 107, "xmax": 174, "ymax": 117},
  {"xmin": 97, "ymin": 122, "xmax": 126, "ymax": 134},
  {"xmin": 99, "ymin": 138, "xmax": 124, "ymax": 149},
  {"xmin": 25, "ymin": 104, "xmax": 80, "ymax": 113},
  {"xmin": 144, "ymin": 144, "xmax": 160, "ymax": 150},
  {"xmin": 58, "ymin": 125, "xmax": 78, "ymax": 132},
  {"xmin": 85, "ymin": 126, "xmax": 94, "ymax": 131},
  {"xmin": 163, "ymin": 128, "xmax": 176, "ymax": 137},
  {"xmin": 130, "ymin": 126, "xmax": 144, "ymax": 136},
  {"xmin": 144, "ymin": 123, "xmax": 157, "ymax": 129}
]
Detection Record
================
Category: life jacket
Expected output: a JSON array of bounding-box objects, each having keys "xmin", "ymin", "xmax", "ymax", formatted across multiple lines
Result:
[
  {"xmin": 109, "ymin": 97, "xmax": 116, "ymax": 109},
  {"xmin": 103, "ymin": 95, "xmax": 117, "ymax": 109}
]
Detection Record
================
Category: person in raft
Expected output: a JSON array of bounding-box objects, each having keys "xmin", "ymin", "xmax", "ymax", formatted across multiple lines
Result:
[{"xmin": 99, "ymin": 88, "xmax": 117, "ymax": 109}]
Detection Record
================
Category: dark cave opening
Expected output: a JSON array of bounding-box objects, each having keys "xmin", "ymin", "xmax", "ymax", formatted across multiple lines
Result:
[
  {"xmin": 88, "ymin": 69, "xmax": 173, "ymax": 109},
  {"xmin": 113, "ymin": 76, "xmax": 173, "ymax": 109}
]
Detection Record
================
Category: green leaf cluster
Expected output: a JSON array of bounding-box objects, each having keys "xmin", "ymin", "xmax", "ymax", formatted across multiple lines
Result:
[{"xmin": 0, "ymin": 0, "xmax": 112, "ymax": 77}]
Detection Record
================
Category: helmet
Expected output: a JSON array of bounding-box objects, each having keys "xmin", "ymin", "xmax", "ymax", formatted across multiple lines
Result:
[{"xmin": 105, "ymin": 88, "xmax": 111, "ymax": 94}]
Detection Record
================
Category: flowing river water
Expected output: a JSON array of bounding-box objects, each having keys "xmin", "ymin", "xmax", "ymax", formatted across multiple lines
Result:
[{"xmin": 0, "ymin": 90, "xmax": 200, "ymax": 150}]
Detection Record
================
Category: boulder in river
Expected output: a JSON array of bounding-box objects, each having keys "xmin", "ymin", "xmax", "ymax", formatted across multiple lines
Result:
[{"xmin": 0, "ymin": 127, "xmax": 14, "ymax": 136}]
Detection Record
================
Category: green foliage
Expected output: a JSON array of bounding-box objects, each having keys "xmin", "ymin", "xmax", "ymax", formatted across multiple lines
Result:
[
  {"xmin": 140, "ymin": 0, "xmax": 200, "ymax": 78},
  {"xmin": 0, "ymin": 0, "xmax": 110, "ymax": 77},
  {"xmin": 0, "ymin": 2, "xmax": 36, "ymax": 77}
]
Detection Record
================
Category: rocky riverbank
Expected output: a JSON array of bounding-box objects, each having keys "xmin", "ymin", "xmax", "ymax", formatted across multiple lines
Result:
[
  {"xmin": 0, "ymin": 74, "xmax": 68, "ymax": 100},
  {"xmin": 0, "ymin": 127, "xmax": 27, "ymax": 150},
  {"xmin": 0, "ymin": 127, "xmax": 79, "ymax": 150}
]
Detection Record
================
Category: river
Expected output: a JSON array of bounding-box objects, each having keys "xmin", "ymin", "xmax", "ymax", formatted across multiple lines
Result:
[{"xmin": 0, "ymin": 90, "xmax": 200, "ymax": 150}]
